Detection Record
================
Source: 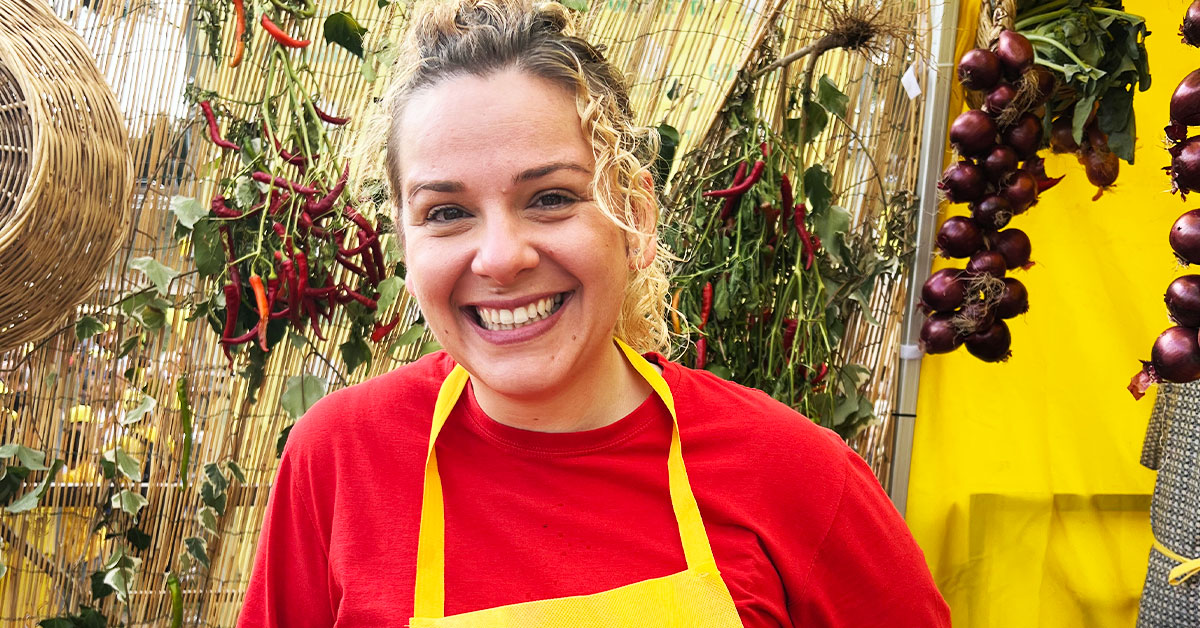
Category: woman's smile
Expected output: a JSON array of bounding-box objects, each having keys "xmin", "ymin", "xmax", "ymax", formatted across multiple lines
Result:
[{"xmin": 462, "ymin": 290, "xmax": 574, "ymax": 345}]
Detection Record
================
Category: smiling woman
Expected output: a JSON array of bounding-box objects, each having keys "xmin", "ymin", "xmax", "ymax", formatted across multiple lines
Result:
[{"xmin": 237, "ymin": 2, "xmax": 950, "ymax": 627}]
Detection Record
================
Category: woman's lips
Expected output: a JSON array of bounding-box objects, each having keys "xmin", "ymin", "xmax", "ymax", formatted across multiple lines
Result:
[{"xmin": 464, "ymin": 291, "xmax": 574, "ymax": 345}]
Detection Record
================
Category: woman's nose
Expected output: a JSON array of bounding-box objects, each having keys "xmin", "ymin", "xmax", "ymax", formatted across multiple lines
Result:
[{"xmin": 470, "ymin": 212, "xmax": 539, "ymax": 285}]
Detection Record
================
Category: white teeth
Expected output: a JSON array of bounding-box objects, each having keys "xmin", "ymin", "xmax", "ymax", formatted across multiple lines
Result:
[{"xmin": 475, "ymin": 294, "xmax": 564, "ymax": 331}]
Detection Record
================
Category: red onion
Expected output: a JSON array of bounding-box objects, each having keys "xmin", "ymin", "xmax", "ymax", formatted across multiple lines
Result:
[
  {"xmin": 1170, "ymin": 135, "xmax": 1200, "ymax": 198},
  {"xmin": 938, "ymin": 161, "xmax": 987, "ymax": 204},
  {"xmin": 983, "ymin": 145, "xmax": 1019, "ymax": 181},
  {"xmin": 957, "ymin": 48, "xmax": 1002, "ymax": 91},
  {"xmin": 967, "ymin": 250, "xmax": 1007, "ymax": 278},
  {"xmin": 1168, "ymin": 122, "xmax": 1189, "ymax": 143},
  {"xmin": 1081, "ymin": 149, "xmax": 1118, "ymax": 200},
  {"xmin": 1171, "ymin": 209, "xmax": 1200, "ymax": 265},
  {"xmin": 1172, "ymin": 69, "xmax": 1200, "ymax": 126},
  {"xmin": 1165, "ymin": 275, "xmax": 1200, "ymax": 327},
  {"xmin": 971, "ymin": 195, "xmax": 1012, "ymax": 230},
  {"xmin": 921, "ymin": 268, "xmax": 966, "ymax": 313},
  {"xmin": 1003, "ymin": 113, "xmax": 1042, "ymax": 159},
  {"xmin": 1049, "ymin": 118, "xmax": 1079, "ymax": 154},
  {"xmin": 994, "ymin": 31, "xmax": 1035, "ymax": 79},
  {"xmin": 958, "ymin": 299, "xmax": 996, "ymax": 332},
  {"xmin": 995, "ymin": 277, "xmax": 1029, "ymax": 319},
  {"xmin": 984, "ymin": 84, "xmax": 1017, "ymax": 117},
  {"xmin": 1029, "ymin": 65, "xmax": 1056, "ymax": 106},
  {"xmin": 965, "ymin": 320, "xmax": 1012, "ymax": 362},
  {"xmin": 1183, "ymin": 0, "xmax": 1200, "ymax": 48},
  {"xmin": 1152, "ymin": 326, "xmax": 1200, "ymax": 382},
  {"xmin": 920, "ymin": 312, "xmax": 964, "ymax": 354},
  {"xmin": 936, "ymin": 216, "xmax": 985, "ymax": 258},
  {"xmin": 950, "ymin": 110, "xmax": 998, "ymax": 157},
  {"xmin": 988, "ymin": 228, "xmax": 1032, "ymax": 270},
  {"xmin": 1002, "ymin": 171, "xmax": 1038, "ymax": 214}
]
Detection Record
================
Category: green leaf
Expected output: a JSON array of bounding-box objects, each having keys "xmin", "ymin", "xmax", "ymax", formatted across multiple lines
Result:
[
  {"xmin": 652, "ymin": 123, "xmax": 680, "ymax": 190},
  {"xmin": 276, "ymin": 424, "xmax": 294, "ymax": 457},
  {"xmin": 197, "ymin": 505, "xmax": 219, "ymax": 536},
  {"xmin": 128, "ymin": 257, "xmax": 181, "ymax": 295},
  {"xmin": 803, "ymin": 165, "xmax": 834, "ymax": 214},
  {"xmin": 360, "ymin": 51, "xmax": 377, "ymax": 82},
  {"xmin": 38, "ymin": 620, "xmax": 74, "ymax": 628},
  {"xmin": 169, "ymin": 196, "xmax": 207, "ymax": 230},
  {"xmin": 89, "ymin": 569, "xmax": 114, "ymax": 601},
  {"xmin": 111, "ymin": 489, "xmax": 148, "ymax": 517},
  {"xmin": 184, "ymin": 536, "xmax": 211, "ymax": 569},
  {"xmin": 813, "ymin": 204, "xmax": 852, "ymax": 266},
  {"xmin": 387, "ymin": 324, "xmax": 426, "ymax": 356},
  {"xmin": 375, "ymin": 276, "xmax": 404, "ymax": 313},
  {"xmin": 104, "ymin": 447, "xmax": 141, "ymax": 482},
  {"xmin": 340, "ymin": 337, "xmax": 373, "ymax": 374},
  {"xmin": 123, "ymin": 394, "xmax": 156, "ymax": 426},
  {"xmin": 125, "ymin": 526, "xmax": 152, "ymax": 551},
  {"xmin": 203, "ymin": 462, "xmax": 229, "ymax": 493},
  {"xmin": 377, "ymin": 0, "xmax": 390, "ymax": 6},
  {"xmin": 816, "ymin": 75, "xmax": 849, "ymax": 118},
  {"xmin": 102, "ymin": 550, "xmax": 141, "ymax": 602},
  {"xmin": 560, "ymin": 0, "xmax": 587, "ymax": 10},
  {"xmin": 192, "ymin": 218, "xmax": 224, "ymax": 278},
  {"xmin": 116, "ymin": 335, "xmax": 140, "ymax": 359},
  {"xmin": 233, "ymin": 176, "xmax": 259, "ymax": 210},
  {"xmin": 0, "ymin": 444, "xmax": 49, "ymax": 471},
  {"xmin": 418, "ymin": 338, "xmax": 442, "ymax": 357},
  {"xmin": 324, "ymin": 11, "xmax": 367, "ymax": 59},
  {"xmin": 5, "ymin": 460, "xmax": 63, "ymax": 513},
  {"xmin": 801, "ymin": 100, "xmax": 828, "ymax": 143},
  {"xmin": 224, "ymin": 460, "xmax": 246, "ymax": 484},
  {"xmin": 200, "ymin": 481, "xmax": 227, "ymax": 514},
  {"xmin": 280, "ymin": 374, "xmax": 328, "ymax": 420},
  {"xmin": 75, "ymin": 316, "xmax": 106, "ymax": 342}
]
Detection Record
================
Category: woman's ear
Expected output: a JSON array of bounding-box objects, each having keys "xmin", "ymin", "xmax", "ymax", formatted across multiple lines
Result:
[{"xmin": 629, "ymin": 171, "xmax": 658, "ymax": 271}]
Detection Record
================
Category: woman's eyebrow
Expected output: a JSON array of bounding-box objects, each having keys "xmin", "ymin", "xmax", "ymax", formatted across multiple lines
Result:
[
  {"xmin": 407, "ymin": 180, "xmax": 463, "ymax": 204},
  {"xmin": 513, "ymin": 161, "xmax": 592, "ymax": 183}
]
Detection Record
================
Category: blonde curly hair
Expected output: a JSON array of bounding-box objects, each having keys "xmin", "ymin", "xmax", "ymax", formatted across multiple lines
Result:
[{"xmin": 375, "ymin": 0, "xmax": 670, "ymax": 354}]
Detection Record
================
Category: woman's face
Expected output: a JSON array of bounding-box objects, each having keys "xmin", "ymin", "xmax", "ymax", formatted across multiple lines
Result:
[{"xmin": 395, "ymin": 69, "xmax": 640, "ymax": 399}]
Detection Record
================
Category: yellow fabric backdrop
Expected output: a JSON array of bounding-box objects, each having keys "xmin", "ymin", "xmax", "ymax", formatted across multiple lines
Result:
[{"xmin": 907, "ymin": 2, "xmax": 1198, "ymax": 626}]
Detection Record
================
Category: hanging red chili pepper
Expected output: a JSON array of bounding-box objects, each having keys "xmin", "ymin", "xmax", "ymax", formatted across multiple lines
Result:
[
  {"xmin": 249, "ymin": 274, "xmax": 270, "ymax": 351},
  {"xmin": 252, "ymin": 171, "xmax": 317, "ymax": 196},
  {"xmin": 371, "ymin": 315, "xmax": 402, "ymax": 343},
  {"xmin": 228, "ymin": 0, "xmax": 246, "ymax": 68},
  {"xmin": 210, "ymin": 195, "xmax": 241, "ymax": 218},
  {"xmin": 699, "ymin": 282, "xmax": 713, "ymax": 330},
  {"xmin": 198, "ymin": 101, "xmax": 240, "ymax": 151},
  {"xmin": 793, "ymin": 203, "xmax": 816, "ymax": 271},
  {"xmin": 261, "ymin": 14, "xmax": 311, "ymax": 48},
  {"xmin": 313, "ymin": 104, "xmax": 350, "ymax": 125},
  {"xmin": 220, "ymin": 283, "xmax": 241, "ymax": 364},
  {"xmin": 703, "ymin": 160, "xmax": 765, "ymax": 198},
  {"xmin": 718, "ymin": 162, "xmax": 748, "ymax": 221},
  {"xmin": 695, "ymin": 337, "xmax": 708, "ymax": 370},
  {"xmin": 812, "ymin": 363, "xmax": 829, "ymax": 386}
]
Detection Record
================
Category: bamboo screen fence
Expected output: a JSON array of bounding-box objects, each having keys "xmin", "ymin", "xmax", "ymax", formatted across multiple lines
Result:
[{"xmin": 0, "ymin": 0, "xmax": 929, "ymax": 624}]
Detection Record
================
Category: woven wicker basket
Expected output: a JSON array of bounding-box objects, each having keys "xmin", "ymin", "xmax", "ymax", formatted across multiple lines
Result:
[
  {"xmin": 0, "ymin": 0, "xmax": 132, "ymax": 352},
  {"xmin": 965, "ymin": 0, "xmax": 1017, "ymax": 110}
]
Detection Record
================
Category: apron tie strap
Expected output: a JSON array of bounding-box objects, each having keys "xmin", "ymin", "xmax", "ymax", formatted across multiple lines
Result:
[{"xmin": 1153, "ymin": 538, "xmax": 1200, "ymax": 585}]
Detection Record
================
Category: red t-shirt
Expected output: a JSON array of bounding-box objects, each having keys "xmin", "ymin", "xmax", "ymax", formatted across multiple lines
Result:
[{"xmin": 238, "ymin": 352, "xmax": 949, "ymax": 627}]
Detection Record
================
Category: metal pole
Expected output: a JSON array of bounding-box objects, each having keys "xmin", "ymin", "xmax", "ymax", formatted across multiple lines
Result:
[{"xmin": 888, "ymin": 0, "xmax": 962, "ymax": 515}]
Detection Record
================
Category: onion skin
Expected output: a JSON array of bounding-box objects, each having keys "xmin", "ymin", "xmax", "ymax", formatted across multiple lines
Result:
[
  {"xmin": 966, "ymin": 250, "xmax": 1007, "ymax": 278},
  {"xmin": 1172, "ymin": 69, "xmax": 1200, "ymax": 126},
  {"xmin": 1169, "ymin": 135, "xmax": 1200, "ymax": 199},
  {"xmin": 950, "ymin": 110, "xmax": 998, "ymax": 157},
  {"xmin": 1165, "ymin": 275, "xmax": 1200, "ymax": 327},
  {"xmin": 1002, "ymin": 171, "xmax": 1039, "ymax": 214},
  {"xmin": 983, "ymin": 145, "xmax": 1019, "ymax": 181},
  {"xmin": 920, "ymin": 312, "xmax": 964, "ymax": 354},
  {"xmin": 1003, "ymin": 113, "xmax": 1042, "ymax": 159},
  {"xmin": 1152, "ymin": 326, "xmax": 1200, "ymax": 383},
  {"xmin": 995, "ymin": 31, "xmax": 1035, "ymax": 79},
  {"xmin": 965, "ymin": 320, "xmax": 1012, "ymax": 362},
  {"xmin": 938, "ymin": 161, "xmax": 988, "ymax": 204},
  {"xmin": 1183, "ymin": 0, "xmax": 1200, "ymax": 48},
  {"xmin": 984, "ymin": 84, "xmax": 1017, "ymax": 117},
  {"xmin": 988, "ymin": 228, "xmax": 1032, "ymax": 270},
  {"xmin": 995, "ymin": 277, "xmax": 1029, "ymax": 319},
  {"xmin": 1049, "ymin": 118, "xmax": 1079, "ymax": 154},
  {"xmin": 921, "ymin": 268, "xmax": 966, "ymax": 313},
  {"xmin": 1081, "ymin": 149, "xmax": 1119, "ymax": 200},
  {"xmin": 1171, "ymin": 209, "xmax": 1200, "ymax": 265},
  {"xmin": 936, "ymin": 216, "xmax": 985, "ymax": 258},
  {"xmin": 1029, "ymin": 66, "xmax": 1056, "ymax": 106},
  {"xmin": 971, "ymin": 195, "xmax": 1013, "ymax": 230},
  {"xmin": 958, "ymin": 48, "xmax": 1002, "ymax": 91}
]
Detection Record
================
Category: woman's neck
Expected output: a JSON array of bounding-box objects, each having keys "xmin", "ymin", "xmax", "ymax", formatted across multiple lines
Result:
[{"xmin": 470, "ymin": 341, "xmax": 654, "ymax": 433}]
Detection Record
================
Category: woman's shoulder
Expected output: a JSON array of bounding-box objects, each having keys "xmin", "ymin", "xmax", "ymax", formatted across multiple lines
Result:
[{"xmin": 284, "ymin": 350, "xmax": 457, "ymax": 455}]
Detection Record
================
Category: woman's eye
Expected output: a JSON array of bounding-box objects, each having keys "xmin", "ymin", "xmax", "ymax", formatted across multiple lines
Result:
[
  {"xmin": 532, "ymin": 192, "xmax": 575, "ymax": 209},
  {"xmin": 427, "ymin": 206, "xmax": 469, "ymax": 223}
]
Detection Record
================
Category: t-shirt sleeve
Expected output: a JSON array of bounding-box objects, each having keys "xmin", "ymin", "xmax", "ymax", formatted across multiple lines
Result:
[
  {"xmin": 789, "ymin": 446, "xmax": 951, "ymax": 627},
  {"xmin": 237, "ymin": 424, "xmax": 336, "ymax": 628}
]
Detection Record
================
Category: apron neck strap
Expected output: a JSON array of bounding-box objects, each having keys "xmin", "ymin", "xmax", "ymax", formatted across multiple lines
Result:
[{"xmin": 414, "ymin": 339, "xmax": 719, "ymax": 619}]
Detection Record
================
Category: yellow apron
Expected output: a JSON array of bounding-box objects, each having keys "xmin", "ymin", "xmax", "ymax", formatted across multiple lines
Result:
[{"xmin": 409, "ymin": 339, "xmax": 745, "ymax": 628}]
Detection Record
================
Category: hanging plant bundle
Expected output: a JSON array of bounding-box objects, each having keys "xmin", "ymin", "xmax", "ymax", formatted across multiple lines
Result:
[
  {"xmin": 920, "ymin": 29, "xmax": 1059, "ymax": 363},
  {"xmin": 1012, "ymin": 0, "xmax": 1150, "ymax": 200},
  {"xmin": 1129, "ymin": 1, "xmax": 1200, "ymax": 399}
]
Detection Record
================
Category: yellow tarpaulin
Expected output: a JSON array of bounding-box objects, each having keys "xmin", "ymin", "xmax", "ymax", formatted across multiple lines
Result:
[{"xmin": 907, "ymin": 2, "xmax": 1196, "ymax": 626}]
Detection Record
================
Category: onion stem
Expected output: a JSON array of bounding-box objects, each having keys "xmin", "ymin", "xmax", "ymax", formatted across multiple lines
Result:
[
  {"xmin": 1013, "ymin": 0, "xmax": 1071, "ymax": 23},
  {"xmin": 1015, "ymin": 5, "xmax": 1142, "ymax": 30},
  {"xmin": 1022, "ymin": 33, "xmax": 1104, "ymax": 77}
]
